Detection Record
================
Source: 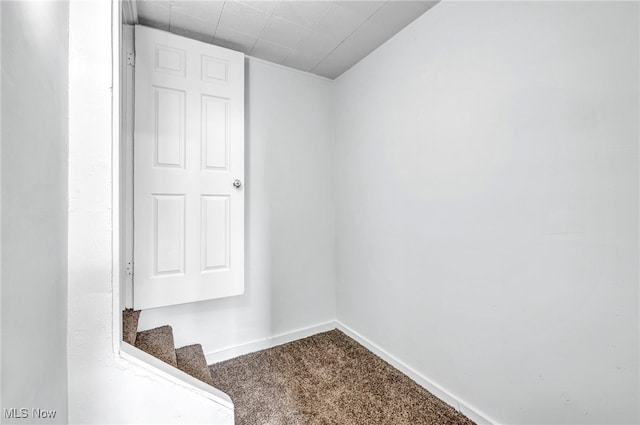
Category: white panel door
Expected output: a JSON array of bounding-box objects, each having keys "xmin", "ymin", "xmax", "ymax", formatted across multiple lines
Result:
[{"xmin": 133, "ymin": 25, "xmax": 244, "ymax": 310}]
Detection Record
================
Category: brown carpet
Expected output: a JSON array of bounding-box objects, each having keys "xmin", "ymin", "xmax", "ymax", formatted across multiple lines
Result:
[
  {"xmin": 208, "ymin": 330, "xmax": 475, "ymax": 425},
  {"xmin": 176, "ymin": 344, "xmax": 215, "ymax": 386},
  {"xmin": 135, "ymin": 325, "xmax": 178, "ymax": 367},
  {"xmin": 122, "ymin": 308, "xmax": 140, "ymax": 345},
  {"xmin": 122, "ymin": 310, "xmax": 217, "ymax": 386}
]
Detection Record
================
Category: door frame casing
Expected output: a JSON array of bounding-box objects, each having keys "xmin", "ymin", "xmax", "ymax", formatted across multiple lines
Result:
[
  {"xmin": 121, "ymin": 23, "xmax": 134, "ymax": 309},
  {"xmin": 115, "ymin": 0, "xmax": 139, "ymax": 342}
]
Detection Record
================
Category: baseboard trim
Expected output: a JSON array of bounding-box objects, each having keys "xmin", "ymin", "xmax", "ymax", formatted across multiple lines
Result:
[
  {"xmin": 205, "ymin": 321, "xmax": 336, "ymax": 365},
  {"xmin": 120, "ymin": 341, "xmax": 234, "ymax": 411},
  {"xmin": 336, "ymin": 321, "xmax": 498, "ymax": 425},
  {"xmin": 204, "ymin": 319, "xmax": 497, "ymax": 424}
]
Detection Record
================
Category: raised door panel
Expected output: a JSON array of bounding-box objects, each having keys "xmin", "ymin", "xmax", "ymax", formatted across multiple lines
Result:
[
  {"xmin": 154, "ymin": 87, "xmax": 185, "ymax": 168},
  {"xmin": 154, "ymin": 194, "xmax": 186, "ymax": 275},
  {"xmin": 201, "ymin": 95, "xmax": 229, "ymax": 170}
]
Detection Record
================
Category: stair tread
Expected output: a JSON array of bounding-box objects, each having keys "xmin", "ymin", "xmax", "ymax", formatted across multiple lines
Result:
[
  {"xmin": 122, "ymin": 309, "xmax": 140, "ymax": 345},
  {"xmin": 135, "ymin": 325, "xmax": 177, "ymax": 367},
  {"xmin": 175, "ymin": 344, "xmax": 214, "ymax": 386}
]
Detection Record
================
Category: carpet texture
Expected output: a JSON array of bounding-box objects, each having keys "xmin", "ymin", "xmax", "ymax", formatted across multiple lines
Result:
[
  {"xmin": 208, "ymin": 330, "xmax": 475, "ymax": 425},
  {"xmin": 135, "ymin": 325, "xmax": 178, "ymax": 367},
  {"xmin": 122, "ymin": 310, "xmax": 215, "ymax": 386},
  {"xmin": 176, "ymin": 344, "xmax": 214, "ymax": 386},
  {"xmin": 122, "ymin": 309, "xmax": 140, "ymax": 345}
]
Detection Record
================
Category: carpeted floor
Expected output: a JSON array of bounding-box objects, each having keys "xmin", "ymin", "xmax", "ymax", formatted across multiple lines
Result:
[{"xmin": 209, "ymin": 330, "xmax": 475, "ymax": 425}]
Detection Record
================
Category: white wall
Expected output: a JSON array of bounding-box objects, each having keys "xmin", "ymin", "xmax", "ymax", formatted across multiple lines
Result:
[
  {"xmin": 138, "ymin": 58, "xmax": 336, "ymax": 359},
  {"xmin": 67, "ymin": 2, "xmax": 638, "ymax": 424},
  {"xmin": 1, "ymin": 2, "xmax": 69, "ymax": 422},
  {"xmin": 333, "ymin": 2, "xmax": 639, "ymax": 424},
  {"xmin": 67, "ymin": 2, "xmax": 232, "ymax": 423}
]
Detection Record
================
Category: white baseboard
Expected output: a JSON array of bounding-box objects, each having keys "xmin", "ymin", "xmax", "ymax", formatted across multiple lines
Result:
[
  {"xmin": 205, "ymin": 321, "xmax": 336, "ymax": 364},
  {"xmin": 204, "ymin": 319, "xmax": 497, "ymax": 425},
  {"xmin": 336, "ymin": 321, "xmax": 498, "ymax": 425}
]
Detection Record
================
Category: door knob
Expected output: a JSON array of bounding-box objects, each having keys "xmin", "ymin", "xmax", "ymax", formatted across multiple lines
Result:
[{"xmin": 233, "ymin": 179, "xmax": 242, "ymax": 189}]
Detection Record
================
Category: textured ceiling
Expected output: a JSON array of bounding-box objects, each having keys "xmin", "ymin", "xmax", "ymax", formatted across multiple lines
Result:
[{"xmin": 134, "ymin": 0, "xmax": 439, "ymax": 79}]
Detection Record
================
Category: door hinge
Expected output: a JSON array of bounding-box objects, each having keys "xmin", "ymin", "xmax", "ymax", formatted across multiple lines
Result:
[
  {"xmin": 127, "ymin": 51, "xmax": 135, "ymax": 67},
  {"xmin": 126, "ymin": 261, "xmax": 134, "ymax": 277}
]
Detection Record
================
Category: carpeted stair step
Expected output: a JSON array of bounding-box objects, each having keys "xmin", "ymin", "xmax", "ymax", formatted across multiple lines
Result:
[
  {"xmin": 122, "ymin": 309, "xmax": 140, "ymax": 345},
  {"xmin": 175, "ymin": 344, "xmax": 214, "ymax": 386},
  {"xmin": 135, "ymin": 325, "xmax": 178, "ymax": 367}
]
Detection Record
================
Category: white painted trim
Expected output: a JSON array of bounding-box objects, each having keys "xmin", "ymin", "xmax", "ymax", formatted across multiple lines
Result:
[
  {"xmin": 205, "ymin": 321, "xmax": 336, "ymax": 364},
  {"xmin": 336, "ymin": 321, "xmax": 499, "ymax": 425},
  {"xmin": 0, "ymin": 1, "xmax": 3, "ymax": 412},
  {"xmin": 112, "ymin": 0, "xmax": 123, "ymax": 353},
  {"xmin": 122, "ymin": 0, "xmax": 138, "ymax": 25},
  {"xmin": 120, "ymin": 342, "xmax": 234, "ymax": 411},
  {"xmin": 245, "ymin": 55, "xmax": 333, "ymax": 83},
  {"xmin": 122, "ymin": 23, "xmax": 134, "ymax": 309}
]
